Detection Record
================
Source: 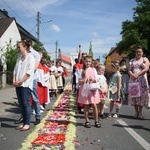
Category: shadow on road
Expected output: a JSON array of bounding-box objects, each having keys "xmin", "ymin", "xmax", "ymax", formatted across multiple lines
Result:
[{"xmin": 112, "ymin": 124, "xmax": 150, "ymax": 132}]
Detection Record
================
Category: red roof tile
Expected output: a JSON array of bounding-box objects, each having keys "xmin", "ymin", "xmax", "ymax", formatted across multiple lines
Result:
[{"xmin": 61, "ymin": 54, "xmax": 71, "ymax": 64}]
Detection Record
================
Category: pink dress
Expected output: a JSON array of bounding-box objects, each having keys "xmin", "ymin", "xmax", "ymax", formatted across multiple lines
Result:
[{"xmin": 78, "ymin": 67, "xmax": 100, "ymax": 105}]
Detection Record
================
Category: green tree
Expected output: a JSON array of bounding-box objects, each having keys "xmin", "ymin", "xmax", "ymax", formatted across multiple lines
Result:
[
  {"xmin": 0, "ymin": 44, "xmax": 18, "ymax": 84},
  {"xmin": 5, "ymin": 47, "xmax": 18, "ymax": 72},
  {"xmin": 1, "ymin": 41, "xmax": 50, "ymax": 71},
  {"xmin": 1, "ymin": 44, "xmax": 18, "ymax": 72},
  {"xmin": 117, "ymin": 0, "xmax": 150, "ymax": 59},
  {"xmin": 89, "ymin": 42, "xmax": 93, "ymax": 59}
]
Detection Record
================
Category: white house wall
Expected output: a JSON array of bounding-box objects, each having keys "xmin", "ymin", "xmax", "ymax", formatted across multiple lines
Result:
[
  {"xmin": 0, "ymin": 20, "xmax": 21, "ymax": 60},
  {"xmin": 0, "ymin": 20, "xmax": 21, "ymax": 87},
  {"xmin": 61, "ymin": 61, "xmax": 71, "ymax": 71}
]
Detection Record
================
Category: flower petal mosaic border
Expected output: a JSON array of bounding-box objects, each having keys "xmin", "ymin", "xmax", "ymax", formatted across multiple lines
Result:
[{"xmin": 20, "ymin": 84, "xmax": 76, "ymax": 150}]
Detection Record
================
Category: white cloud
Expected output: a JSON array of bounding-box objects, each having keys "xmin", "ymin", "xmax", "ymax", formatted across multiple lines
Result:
[
  {"xmin": 0, "ymin": 0, "xmax": 136, "ymax": 63},
  {"xmin": 91, "ymin": 32, "xmax": 99, "ymax": 38},
  {"xmin": 50, "ymin": 24, "xmax": 61, "ymax": 32},
  {"xmin": 78, "ymin": 36, "xmax": 119, "ymax": 55}
]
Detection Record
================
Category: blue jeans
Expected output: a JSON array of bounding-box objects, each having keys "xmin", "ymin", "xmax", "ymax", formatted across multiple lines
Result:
[
  {"xmin": 31, "ymin": 79, "xmax": 41, "ymax": 119},
  {"xmin": 16, "ymin": 87, "xmax": 31, "ymax": 125}
]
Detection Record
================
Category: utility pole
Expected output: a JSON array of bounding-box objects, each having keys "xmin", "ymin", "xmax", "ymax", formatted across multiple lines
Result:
[
  {"xmin": 99, "ymin": 55, "xmax": 101, "ymax": 62},
  {"xmin": 37, "ymin": 12, "xmax": 41, "ymax": 41},
  {"xmin": 79, "ymin": 44, "xmax": 81, "ymax": 51},
  {"xmin": 58, "ymin": 48, "xmax": 61, "ymax": 59},
  {"xmin": 55, "ymin": 40, "xmax": 58, "ymax": 65}
]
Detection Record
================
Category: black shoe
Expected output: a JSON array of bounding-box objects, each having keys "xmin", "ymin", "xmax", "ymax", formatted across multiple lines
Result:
[
  {"xmin": 13, "ymin": 102, "xmax": 20, "ymax": 107},
  {"xmin": 34, "ymin": 119, "xmax": 40, "ymax": 125},
  {"xmin": 14, "ymin": 117, "xmax": 23, "ymax": 124},
  {"xmin": 100, "ymin": 114, "xmax": 107, "ymax": 119}
]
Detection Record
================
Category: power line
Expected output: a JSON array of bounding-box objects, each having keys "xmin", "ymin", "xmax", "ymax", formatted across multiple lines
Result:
[
  {"xmin": 2, "ymin": 0, "xmax": 34, "ymax": 31},
  {"xmin": 24, "ymin": 0, "xmax": 38, "ymax": 14},
  {"xmin": 29, "ymin": 24, "xmax": 37, "ymax": 33},
  {"xmin": 16, "ymin": 0, "xmax": 36, "ymax": 17},
  {"xmin": 37, "ymin": 12, "xmax": 53, "ymax": 40},
  {"xmin": 31, "ymin": 0, "xmax": 39, "ymax": 13},
  {"xmin": 2, "ymin": 0, "xmax": 52, "ymax": 42}
]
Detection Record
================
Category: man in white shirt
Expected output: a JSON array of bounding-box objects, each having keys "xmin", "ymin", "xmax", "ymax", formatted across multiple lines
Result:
[{"xmin": 25, "ymin": 38, "xmax": 41, "ymax": 125}]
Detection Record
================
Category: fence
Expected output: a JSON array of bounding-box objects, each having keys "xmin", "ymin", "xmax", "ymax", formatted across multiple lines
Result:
[{"xmin": 0, "ymin": 71, "xmax": 13, "ymax": 88}]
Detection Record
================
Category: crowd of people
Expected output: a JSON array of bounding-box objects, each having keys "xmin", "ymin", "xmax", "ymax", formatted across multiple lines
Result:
[
  {"xmin": 72, "ymin": 46, "xmax": 150, "ymax": 128},
  {"xmin": 13, "ymin": 38, "xmax": 67, "ymax": 131},
  {"xmin": 12, "ymin": 40, "xmax": 150, "ymax": 131}
]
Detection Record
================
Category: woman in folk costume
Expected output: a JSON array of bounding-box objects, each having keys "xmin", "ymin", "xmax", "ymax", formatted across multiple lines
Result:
[
  {"xmin": 49, "ymin": 60, "xmax": 57, "ymax": 97},
  {"xmin": 41, "ymin": 58, "xmax": 50, "ymax": 105},
  {"xmin": 56, "ymin": 60, "xmax": 64, "ymax": 94},
  {"xmin": 78, "ymin": 55, "xmax": 101, "ymax": 128}
]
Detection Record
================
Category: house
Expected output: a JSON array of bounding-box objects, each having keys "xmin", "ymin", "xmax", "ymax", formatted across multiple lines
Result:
[
  {"xmin": 0, "ymin": 18, "xmax": 21, "ymax": 87},
  {"xmin": 0, "ymin": 9, "xmax": 38, "ymax": 42},
  {"xmin": 105, "ymin": 47, "xmax": 128, "ymax": 74},
  {"xmin": 0, "ymin": 18, "xmax": 21, "ymax": 54},
  {"xmin": 0, "ymin": 9, "xmax": 38, "ymax": 87},
  {"xmin": 58, "ymin": 53, "xmax": 72, "ymax": 74}
]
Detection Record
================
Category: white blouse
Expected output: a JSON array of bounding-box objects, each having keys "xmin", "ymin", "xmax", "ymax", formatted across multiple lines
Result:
[
  {"xmin": 13, "ymin": 54, "xmax": 35, "ymax": 90},
  {"xmin": 56, "ymin": 66, "xmax": 63, "ymax": 73},
  {"xmin": 51, "ymin": 65, "xmax": 57, "ymax": 72}
]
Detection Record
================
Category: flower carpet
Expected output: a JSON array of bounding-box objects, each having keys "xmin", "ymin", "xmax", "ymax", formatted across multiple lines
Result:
[{"xmin": 21, "ymin": 84, "xmax": 76, "ymax": 150}]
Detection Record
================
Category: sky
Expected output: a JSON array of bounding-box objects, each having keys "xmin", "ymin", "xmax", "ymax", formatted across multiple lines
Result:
[{"xmin": 0, "ymin": 0, "xmax": 137, "ymax": 62}]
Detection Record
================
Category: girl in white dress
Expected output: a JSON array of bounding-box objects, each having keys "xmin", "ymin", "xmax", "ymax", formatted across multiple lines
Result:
[{"xmin": 49, "ymin": 60, "xmax": 57, "ymax": 97}]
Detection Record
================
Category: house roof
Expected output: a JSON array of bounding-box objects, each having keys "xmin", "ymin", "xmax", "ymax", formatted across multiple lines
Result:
[
  {"xmin": 0, "ymin": 18, "xmax": 14, "ymax": 38},
  {"xmin": 106, "ymin": 47, "xmax": 128, "ymax": 63},
  {"xmin": 108, "ymin": 47, "xmax": 116, "ymax": 56},
  {"xmin": 61, "ymin": 54, "xmax": 72, "ymax": 64},
  {"xmin": 0, "ymin": 9, "xmax": 9, "ymax": 18},
  {"xmin": 0, "ymin": 9, "xmax": 38, "ymax": 42},
  {"xmin": 17, "ymin": 23, "xmax": 38, "ymax": 42},
  {"xmin": 107, "ymin": 47, "xmax": 127, "ymax": 58}
]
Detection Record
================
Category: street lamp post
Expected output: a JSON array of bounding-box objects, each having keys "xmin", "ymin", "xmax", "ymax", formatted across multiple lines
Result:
[{"xmin": 37, "ymin": 12, "xmax": 52, "ymax": 41}]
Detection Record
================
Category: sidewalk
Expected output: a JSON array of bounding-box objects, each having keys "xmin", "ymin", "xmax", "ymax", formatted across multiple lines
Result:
[
  {"xmin": 0, "ymin": 87, "xmax": 17, "ymax": 116},
  {"xmin": 0, "ymin": 87, "xmax": 57, "ymax": 150}
]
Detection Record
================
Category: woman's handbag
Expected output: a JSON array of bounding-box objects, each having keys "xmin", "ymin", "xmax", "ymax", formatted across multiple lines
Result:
[{"xmin": 128, "ymin": 82, "xmax": 141, "ymax": 98}]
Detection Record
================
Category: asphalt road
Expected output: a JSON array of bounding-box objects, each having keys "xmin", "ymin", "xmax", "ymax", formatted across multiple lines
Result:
[
  {"xmin": 0, "ymin": 78, "xmax": 150, "ymax": 150},
  {"xmin": 75, "ymin": 102, "xmax": 150, "ymax": 150}
]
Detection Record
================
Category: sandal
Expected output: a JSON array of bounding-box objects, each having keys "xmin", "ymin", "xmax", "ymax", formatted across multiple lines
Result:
[
  {"xmin": 95, "ymin": 121, "xmax": 101, "ymax": 128},
  {"xmin": 85, "ymin": 122, "xmax": 91, "ymax": 128}
]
